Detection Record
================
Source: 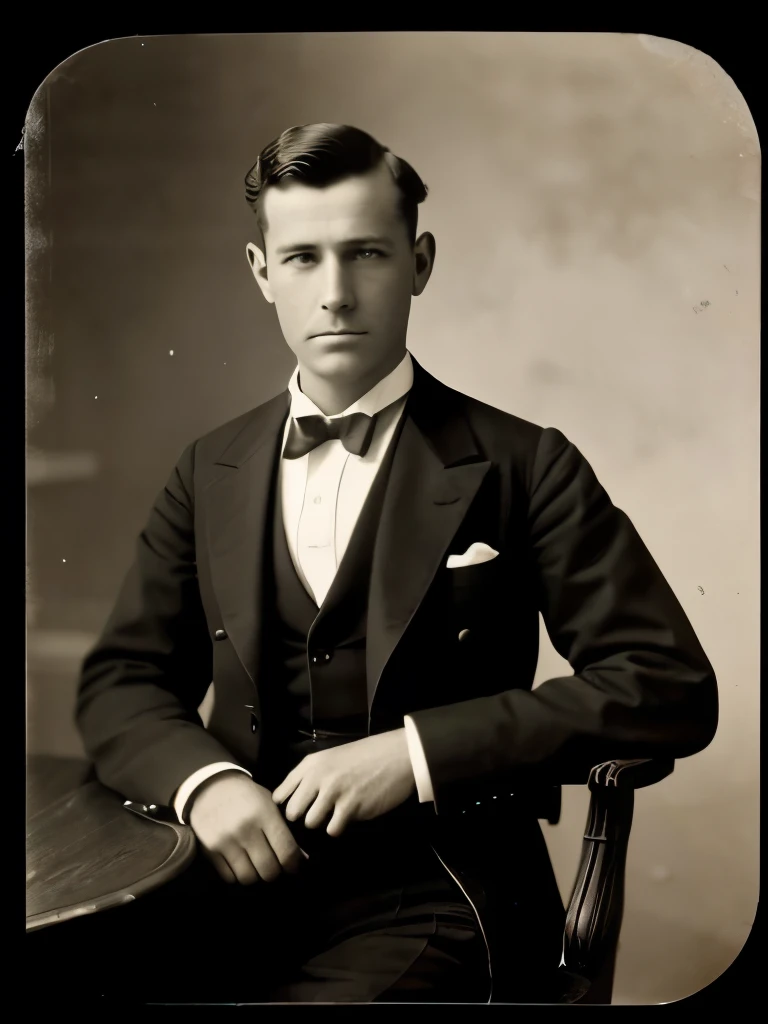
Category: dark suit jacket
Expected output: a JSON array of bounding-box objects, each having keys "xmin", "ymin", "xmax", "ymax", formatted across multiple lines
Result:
[{"xmin": 76, "ymin": 356, "xmax": 718, "ymax": 979}]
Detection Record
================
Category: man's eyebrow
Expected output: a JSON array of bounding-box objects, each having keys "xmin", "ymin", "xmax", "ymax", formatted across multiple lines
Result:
[{"xmin": 275, "ymin": 237, "xmax": 395, "ymax": 254}]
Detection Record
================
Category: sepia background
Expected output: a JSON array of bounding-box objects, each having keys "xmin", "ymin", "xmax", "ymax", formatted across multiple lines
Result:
[{"xmin": 25, "ymin": 32, "xmax": 759, "ymax": 1005}]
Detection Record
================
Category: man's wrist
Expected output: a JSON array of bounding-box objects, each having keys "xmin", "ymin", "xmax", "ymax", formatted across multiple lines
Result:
[
  {"xmin": 174, "ymin": 762, "xmax": 252, "ymax": 824},
  {"xmin": 393, "ymin": 726, "xmax": 417, "ymax": 791},
  {"xmin": 193, "ymin": 768, "xmax": 247, "ymax": 793},
  {"xmin": 403, "ymin": 716, "xmax": 435, "ymax": 803}
]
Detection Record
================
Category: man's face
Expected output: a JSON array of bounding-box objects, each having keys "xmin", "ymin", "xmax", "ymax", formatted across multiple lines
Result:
[{"xmin": 247, "ymin": 161, "xmax": 434, "ymax": 385}]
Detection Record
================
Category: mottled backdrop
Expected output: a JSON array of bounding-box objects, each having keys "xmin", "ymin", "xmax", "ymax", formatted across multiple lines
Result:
[{"xmin": 24, "ymin": 32, "xmax": 759, "ymax": 1005}]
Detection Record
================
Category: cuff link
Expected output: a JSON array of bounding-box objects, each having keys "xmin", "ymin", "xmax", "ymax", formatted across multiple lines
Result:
[
  {"xmin": 123, "ymin": 800, "xmax": 176, "ymax": 823},
  {"xmin": 123, "ymin": 799, "xmax": 148, "ymax": 813}
]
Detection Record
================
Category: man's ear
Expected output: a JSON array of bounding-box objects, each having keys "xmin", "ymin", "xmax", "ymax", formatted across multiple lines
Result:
[
  {"xmin": 412, "ymin": 232, "xmax": 436, "ymax": 297},
  {"xmin": 246, "ymin": 242, "xmax": 274, "ymax": 304}
]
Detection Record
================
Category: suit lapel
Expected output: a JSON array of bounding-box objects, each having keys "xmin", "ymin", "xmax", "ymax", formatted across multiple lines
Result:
[
  {"xmin": 205, "ymin": 391, "xmax": 290, "ymax": 700},
  {"xmin": 366, "ymin": 360, "xmax": 491, "ymax": 711}
]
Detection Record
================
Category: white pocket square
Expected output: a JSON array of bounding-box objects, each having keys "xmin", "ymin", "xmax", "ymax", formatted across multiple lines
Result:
[{"xmin": 446, "ymin": 542, "xmax": 499, "ymax": 569}]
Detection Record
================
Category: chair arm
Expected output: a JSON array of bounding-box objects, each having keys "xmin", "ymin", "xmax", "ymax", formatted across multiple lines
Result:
[{"xmin": 558, "ymin": 758, "xmax": 674, "ymax": 988}]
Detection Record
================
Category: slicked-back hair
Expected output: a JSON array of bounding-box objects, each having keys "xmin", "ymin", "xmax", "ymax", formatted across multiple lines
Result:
[{"xmin": 245, "ymin": 123, "xmax": 428, "ymax": 247}]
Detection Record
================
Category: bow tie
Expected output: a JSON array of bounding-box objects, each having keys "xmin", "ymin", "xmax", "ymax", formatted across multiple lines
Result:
[{"xmin": 283, "ymin": 411, "xmax": 378, "ymax": 460}]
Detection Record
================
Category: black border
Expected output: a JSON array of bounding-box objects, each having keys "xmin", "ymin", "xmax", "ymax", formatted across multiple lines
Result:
[{"xmin": 16, "ymin": 23, "xmax": 761, "ymax": 1016}]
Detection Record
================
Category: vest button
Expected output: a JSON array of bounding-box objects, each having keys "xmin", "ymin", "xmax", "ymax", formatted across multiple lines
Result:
[
  {"xmin": 215, "ymin": 629, "xmax": 227, "ymax": 641},
  {"xmin": 311, "ymin": 650, "xmax": 333, "ymax": 665}
]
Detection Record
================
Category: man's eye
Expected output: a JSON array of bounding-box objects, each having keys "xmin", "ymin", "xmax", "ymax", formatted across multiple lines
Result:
[{"xmin": 284, "ymin": 249, "xmax": 385, "ymax": 265}]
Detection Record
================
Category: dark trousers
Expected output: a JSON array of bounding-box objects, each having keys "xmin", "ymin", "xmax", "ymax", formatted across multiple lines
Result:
[{"xmin": 124, "ymin": 824, "xmax": 491, "ymax": 1004}]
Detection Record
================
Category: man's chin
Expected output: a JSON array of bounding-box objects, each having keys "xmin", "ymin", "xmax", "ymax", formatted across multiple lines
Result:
[{"xmin": 305, "ymin": 347, "xmax": 374, "ymax": 380}]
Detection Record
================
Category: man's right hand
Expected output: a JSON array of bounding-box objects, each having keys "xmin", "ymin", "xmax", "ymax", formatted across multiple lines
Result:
[{"xmin": 188, "ymin": 771, "xmax": 307, "ymax": 885}]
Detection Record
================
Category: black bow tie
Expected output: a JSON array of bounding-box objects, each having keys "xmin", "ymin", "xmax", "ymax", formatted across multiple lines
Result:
[{"xmin": 283, "ymin": 411, "xmax": 378, "ymax": 460}]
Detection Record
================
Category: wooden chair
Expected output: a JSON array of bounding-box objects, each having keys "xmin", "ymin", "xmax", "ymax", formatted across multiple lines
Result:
[{"xmin": 519, "ymin": 757, "xmax": 675, "ymax": 1004}]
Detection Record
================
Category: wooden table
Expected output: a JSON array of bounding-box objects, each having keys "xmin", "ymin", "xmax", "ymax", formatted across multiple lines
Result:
[{"xmin": 26, "ymin": 755, "xmax": 196, "ymax": 932}]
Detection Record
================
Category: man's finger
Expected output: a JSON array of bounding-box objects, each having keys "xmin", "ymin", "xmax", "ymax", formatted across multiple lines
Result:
[
  {"xmin": 285, "ymin": 779, "xmax": 318, "ymax": 822},
  {"xmin": 304, "ymin": 795, "xmax": 334, "ymax": 830},
  {"xmin": 205, "ymin": 849, "xmax": 237, "ymax": 884},
  {"xmin": 223, "ymin": 847, "xmax": 261, "ymax": 886},
  {"xmin": 244, "ymin": 836, "xmax": 283, "ymax": 884},
  {"xmin": 207, "ymin": 845, "xmax": 257, "ymax": 886},
  {"xmin": 326, "ymin": 802, "xmax": 350, "ymax": 838},
  {"xmin": 264, "ymin": 818, "xmax": 305, "ymax": 874},
  {"xmin": 272, "ymin": 768, "xmax": 302, "ymax": 805}
]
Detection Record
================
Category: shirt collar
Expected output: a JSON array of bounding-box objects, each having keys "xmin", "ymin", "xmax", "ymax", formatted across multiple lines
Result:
[{"xmin": 287, "ymin": 350, "xmax": 413, "ymax": 420}]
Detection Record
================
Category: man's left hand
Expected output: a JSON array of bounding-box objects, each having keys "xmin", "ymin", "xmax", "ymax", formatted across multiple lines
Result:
[{"xmin": 271, "ymin": 728, "xmax": 416, "ymax": 837}]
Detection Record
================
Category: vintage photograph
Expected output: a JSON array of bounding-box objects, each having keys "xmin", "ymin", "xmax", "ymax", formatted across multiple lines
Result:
[{"xmin": 25, "ymin": 32, "xmax": 758, "ymax": 1005}]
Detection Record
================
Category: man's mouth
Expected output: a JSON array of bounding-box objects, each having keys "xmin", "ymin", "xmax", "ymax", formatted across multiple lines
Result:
[{"xmin": 309, "ymin": 331, "xmax": 367, "ymax": 339}]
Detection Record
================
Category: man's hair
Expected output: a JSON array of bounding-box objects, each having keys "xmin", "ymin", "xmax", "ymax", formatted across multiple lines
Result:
[{"xmin": 245, "ymin": 123, "xmax": 428, "ymax": 246}]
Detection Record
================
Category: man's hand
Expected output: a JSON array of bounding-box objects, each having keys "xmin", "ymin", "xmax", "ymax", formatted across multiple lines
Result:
[
  {"xmin": 271, "ymin": 729, "xmax": 416, "ymax": 837},
  {"xmin": 188, "ymin": 772, "xmax": 306, "ymax": 885}
]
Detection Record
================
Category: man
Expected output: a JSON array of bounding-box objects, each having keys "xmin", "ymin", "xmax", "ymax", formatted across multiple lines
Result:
[{"xmin": 76, "ymin": 123, "xmax": 718, "ymax": 1004}]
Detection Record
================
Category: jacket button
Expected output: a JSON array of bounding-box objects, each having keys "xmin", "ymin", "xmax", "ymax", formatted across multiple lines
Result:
[
  {"xmin": 215, "ymin": 629, "xmax": 227, "ymax": 641},
  {"xmin": 311, "ymin": 650, "xmax": 332, "ymax": 665},
  {"xmin": 458, "ymin": 629, "xmax": 470, "ymax": 641}
]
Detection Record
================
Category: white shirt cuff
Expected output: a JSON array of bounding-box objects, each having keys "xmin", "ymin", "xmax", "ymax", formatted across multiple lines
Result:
[
  {"xmin": 403, "ymin": 715, "xmax": 435, "ymax": 803},
  {"xmin": 172, "ymin": 762, "xmax": 252, "ymax": 824}
]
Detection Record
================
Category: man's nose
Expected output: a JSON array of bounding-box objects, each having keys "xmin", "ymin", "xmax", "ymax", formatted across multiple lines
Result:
[{"xmin": 321, "ymin": 260, "xmax": 355, "ymax": 312}]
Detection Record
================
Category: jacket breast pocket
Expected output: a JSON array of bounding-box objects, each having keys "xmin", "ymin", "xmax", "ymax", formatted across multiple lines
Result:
[
  {"xmin": 447, "ymin": 558, "xmax": 506, "ymax": 635},
  {"xmin": 449, "ymin": 555, "xmax": 504, "ymax": 591}
]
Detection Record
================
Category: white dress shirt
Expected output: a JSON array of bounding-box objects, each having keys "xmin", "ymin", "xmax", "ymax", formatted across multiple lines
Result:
[{"xmin": 173, "ymin": 350, "xmax": 435, "ymax": 823}]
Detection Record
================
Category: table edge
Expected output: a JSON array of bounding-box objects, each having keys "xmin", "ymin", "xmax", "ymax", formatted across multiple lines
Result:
[{"xmin": 26, "ymin": 818, "xmax": 197, "ymax": 932}]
